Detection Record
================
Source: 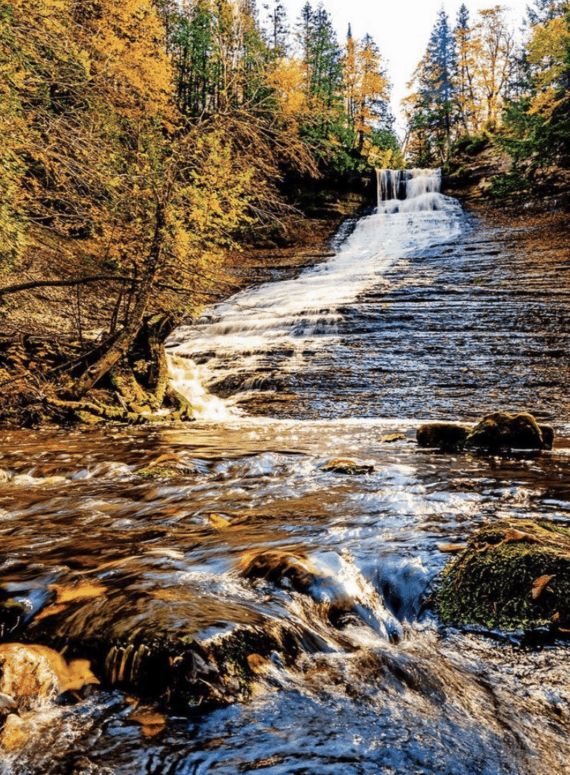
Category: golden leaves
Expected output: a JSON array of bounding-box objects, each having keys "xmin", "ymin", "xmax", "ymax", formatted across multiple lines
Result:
[
  {"xmin": 49, "ymin": 581, "xmax": 107, "ymax": 604},
  {"xmin": 531, "ymin": 574, "xmax": 556, "ymax": 601}
]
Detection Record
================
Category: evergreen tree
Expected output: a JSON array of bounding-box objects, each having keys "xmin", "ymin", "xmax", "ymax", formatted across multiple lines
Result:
[
  {"xmin": 527, "ymin": 0, "xmax": 568, "ymax": 25},
  {"xmin": 263, "ymin": 0, "xmax": 289, "ymax": 56},
  {"xmin": 407, "ymin": 8, "xmax": 457, "ymax": 163},
  {"xmin": 454, "ymin": 4, "xmax": 476, "ymax": 133}
]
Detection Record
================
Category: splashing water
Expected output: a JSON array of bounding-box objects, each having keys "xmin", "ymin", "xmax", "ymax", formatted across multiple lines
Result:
[
  {"xmin": 2, "ymin": 175, "xmax": 570, "ymax": 772},
  {"xmin": 168, "ymin": 169, "xmax": 462, "ymax": 417}
]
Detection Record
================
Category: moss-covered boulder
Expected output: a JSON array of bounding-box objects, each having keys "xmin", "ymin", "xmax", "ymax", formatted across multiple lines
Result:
[
  {"xmin": 465, "ymin": 412, "xmax": 553, "ymax": 451},
  {"xmin": 438, "ymin": 520, "xmax": 570, "ymax": 632},
  {"xmin": 416, "ymin": 423, "xmax": 472, "ymax": 450}
]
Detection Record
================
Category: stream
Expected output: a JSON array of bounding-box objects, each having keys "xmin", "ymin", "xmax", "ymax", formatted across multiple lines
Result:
[{"xmin": 0, "ymin": 171, "xmax": 569, "ymax": 774}]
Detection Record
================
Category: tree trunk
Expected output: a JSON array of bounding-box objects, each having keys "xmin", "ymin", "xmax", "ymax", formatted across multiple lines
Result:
[{"xmin": 73, "ymin": 202, "xmax": 166, "ymax": 398}]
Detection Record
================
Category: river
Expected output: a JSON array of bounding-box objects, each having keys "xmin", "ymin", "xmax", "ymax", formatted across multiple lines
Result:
[{"xmin": 0, "ymin": 172, "xmax": 569, "ymax": 774}]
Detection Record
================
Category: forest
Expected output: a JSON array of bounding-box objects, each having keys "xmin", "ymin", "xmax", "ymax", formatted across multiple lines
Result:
[
  {"xmin": 0, "ymin": 0, "xmax": 568, "ymax": 425},
  {"xmin": 0, "ymin": 2, "xmax": 569, "ymax": 771}
]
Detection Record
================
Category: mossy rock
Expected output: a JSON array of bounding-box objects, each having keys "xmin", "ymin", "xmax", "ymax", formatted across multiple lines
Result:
[
  {"xmin": 465, "ymin": 412, "xmax": 552, "ymax": 451},
  {"xmin": 438, "ymin": 520, "xmax": 570, "ymax": 632},
  {"xmin": 416, "ymin": 423, "xmax": 472, "ymax": 451}
]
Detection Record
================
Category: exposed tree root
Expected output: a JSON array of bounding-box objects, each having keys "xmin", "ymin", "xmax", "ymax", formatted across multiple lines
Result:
[{"xmin": 0, "ymin": 313, "xmax": 195, "ymax": 428}]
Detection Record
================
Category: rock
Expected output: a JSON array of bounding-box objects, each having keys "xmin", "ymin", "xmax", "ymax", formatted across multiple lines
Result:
[
  {"xmin": 238, "ymin": 550, "xmax": 355, "ymax": 625},
  {"xmin": 416, "ymin": 423, "xmax": 472, "ymax": 450},
  {"xmin": 0, "ymin": 644, "xmax": 99, "ymax": 709},
  {"xmin": 437, "ymin": 520, "xmax": 570, "ymax": 632},
  {"xmin": 320, "ymin": 458, "xmax": 374, "ymax": 475},
  {"xmin": 0, "ymin": 469, "xmax": 10, "ymax": 484},
  {"xmin": 19, "ymin": 591, "xmax": 295, "ymax": 714},
  {"xmin": 239, "ymin": 550, "xmax": 325, "ymax": 595},
  {"xmin": 540, "ymin": 424, "xmax": 555, "ymax": 450},
  {"xmin": 465, "ymin": 411, "xmax": 551, "ymax": 451}
]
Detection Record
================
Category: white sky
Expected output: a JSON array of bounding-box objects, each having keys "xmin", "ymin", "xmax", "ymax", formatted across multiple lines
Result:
[{"xmin": 280, "ymin": 0, "xmax": 529, "ymax": 131}]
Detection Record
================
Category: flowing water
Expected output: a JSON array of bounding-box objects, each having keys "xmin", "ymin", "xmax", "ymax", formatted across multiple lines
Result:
[{"xmin": 1, "ymin": 171, "xmax": 569, "ymax": 774}]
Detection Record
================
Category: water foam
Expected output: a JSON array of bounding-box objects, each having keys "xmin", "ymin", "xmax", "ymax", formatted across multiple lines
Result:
[{"xmin": 168, "ymin": 169, "xmax": 463, "ymax": 419}]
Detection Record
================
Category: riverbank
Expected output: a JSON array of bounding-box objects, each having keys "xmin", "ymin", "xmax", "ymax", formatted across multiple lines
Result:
[{"xmin": 0, "ymin": 191, "xmax": 368, "ymax": 428}]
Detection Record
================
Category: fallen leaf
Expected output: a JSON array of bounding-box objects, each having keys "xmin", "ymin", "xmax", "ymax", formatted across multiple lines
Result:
[
  {"xmin": 247, "ymin": 654, "xmax": 269, "ymax": 674},
  {"xmin": 49, "ymin": 581, "xmax": 106, "ymax": 604},
  {"xmin": 381, "ymin": 433, "xmax": 406, "ymax": 444},
  {"xmin": 502, "ymin": 529, "xmax": 540, "ymax": 545},
  {"xmin": 130, "ymin": 708, "xmax": 167, "ymax": 738},
  {"xmin": 437, "ymin": 543, "xmax": 467, "ymax": 554},
  {"xmin": 34, "ymin": 604, "xmax": 68, "ymax": 621},
  {"xmin": 531, "ymin": 574, "xmax": 555, "ymax": 601},
  {"xmin": 209, "ymin": 513, "xmax": 230, "ymax": 530}
]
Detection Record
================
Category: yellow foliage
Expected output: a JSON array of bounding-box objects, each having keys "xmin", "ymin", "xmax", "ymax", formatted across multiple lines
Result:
[
  {"xmin": 527, "ymin": 15, "xmax": 570, "ymax": 118},
  {"xmin": 268, "ymin": 58, "xmax": 308, "ymax": 123}
]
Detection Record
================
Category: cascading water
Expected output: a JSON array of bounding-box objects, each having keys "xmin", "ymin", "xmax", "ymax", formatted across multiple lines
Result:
[
  {"xmin": 376, "ymin": 167, "xmax": 444, "ymax": 211},
  {"xmin": 167, "ymin": 168, "xmax": 462, "ymax": 417},
  {"xmin": 2, "ymin": 171, "xmax": 569, "ymax": 774}
]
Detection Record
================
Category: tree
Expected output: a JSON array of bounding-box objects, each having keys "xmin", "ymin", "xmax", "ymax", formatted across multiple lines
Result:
[
  {"xmin": 527, "ymin": 0, "xmax": 568, "ymax": 25},
  {"xmin": 263, "ymin": 0, "xmax": 288, "ymax": 55},
  {"xmin": 471, "ymin": 6, "xmax": 515, "ymax": 130},
  {"xmin": 454, "ymin": 4, "xmax": 477, "ymax": 134},
  {"xmin": 404, "ymin": 8, "xmax": 457, "ymax": 163}
]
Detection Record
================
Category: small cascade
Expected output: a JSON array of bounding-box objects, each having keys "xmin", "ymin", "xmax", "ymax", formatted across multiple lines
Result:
[
  {"xmin": 376, "ymin": 168, "xmax": 444, "ymax": 212},
  {"xmin": 168, "ymin": 355, "xmax": 238, "ymax": 421}
]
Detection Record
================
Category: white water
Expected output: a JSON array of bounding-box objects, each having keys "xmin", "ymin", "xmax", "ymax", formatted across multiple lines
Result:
[{"xmin": 168, "ymin": 169, "xmax": 463, "ymax": 420}]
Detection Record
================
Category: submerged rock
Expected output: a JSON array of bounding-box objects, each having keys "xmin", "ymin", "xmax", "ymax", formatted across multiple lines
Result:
[
  {"xmin": 465, "ymin": 412, "xmax": 552, "ymax": 451},
  {"xmin": 416, "ymin": 423, "xmax": 472, "ymax": 450},
  {"xmin": 239, "ymin": 550, "xmax": 329, "ymax": 596},
  {"xmin": 0, "ymin": 643, "xmax": 99, "ymax": 708},
  {"xmin": 438, "ymin": 520, "xmax": 570, "ymax": 632},
  {"xmin": 16, "ymin": 590, "xmax": 298, "ymax": 714},
  {"xmin": 320, "ymin": 458, "xmax": 374, "ymax": 475},
  {"xmin": 238, "ymin": 550, "xmax": 363, "ymax": 629}
]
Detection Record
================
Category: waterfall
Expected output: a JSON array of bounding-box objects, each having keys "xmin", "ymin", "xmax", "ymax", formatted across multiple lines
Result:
[
  {"xmin": 376, "ymin": 168, "xmax": 443, "ymax": 212},
  {"xmin": 167, "ymin": 167, "xmax": 462, "ymax": 419}
]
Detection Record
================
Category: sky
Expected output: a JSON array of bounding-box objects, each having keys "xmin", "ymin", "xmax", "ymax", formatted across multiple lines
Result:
[{"xmin": 281, "ymin": 0, "xmax": 530, "ymax": 131}]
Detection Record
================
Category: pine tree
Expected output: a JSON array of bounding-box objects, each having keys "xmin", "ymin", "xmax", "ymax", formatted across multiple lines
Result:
[
  {"xmin": 527, "ymin": 0, "xmax": 568, "ymax": 25},
  {"xmin": 407, "ymin": 8, "xmax": 457, "ymax": 163},
  {"xmin": 454, "ymin": 4, "xmax": 477, "ymax": 134},
  {"xmin": 264, "ymin": 0, "xmax": 288, "ymax": 56}
]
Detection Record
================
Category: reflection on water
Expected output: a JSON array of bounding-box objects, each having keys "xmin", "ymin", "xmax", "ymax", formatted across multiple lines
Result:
[{"xmin": 0, "ymin": 420, "xmax": 569, "ymax": 773}]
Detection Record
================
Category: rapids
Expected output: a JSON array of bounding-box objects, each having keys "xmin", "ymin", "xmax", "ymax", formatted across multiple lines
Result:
[{"xmin": 1, "ymin": 171, "xmax": 569, "ymax": 774}]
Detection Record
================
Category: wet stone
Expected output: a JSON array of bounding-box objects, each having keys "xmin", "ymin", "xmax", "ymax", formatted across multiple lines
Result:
[
  {"xmin": 137, "ymin": 453, "xmax": 198, "ymax": 480},
  {"xmin": 437, "ymin": 519, "xmax": 570, "ymax": 632},
  {"xmin": 416, "ymin": 423, "xmax": 472, "ymax": 450},
  {"xmin": 320, "ymin": 458, "xmax": 375, "ymax": 475},
  {"xmin": 465, "ymin": 412, "xmax": 552, "ymax": 451}
]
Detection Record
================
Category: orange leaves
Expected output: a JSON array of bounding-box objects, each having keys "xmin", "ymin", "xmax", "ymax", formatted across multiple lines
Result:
[
  {"xmin": 84, "ymin": 0, "xmax": 174, "ymax": 121},
  {"xmin": 531, "ymin": 574, "xmax": 556, "ymax": 601}
]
